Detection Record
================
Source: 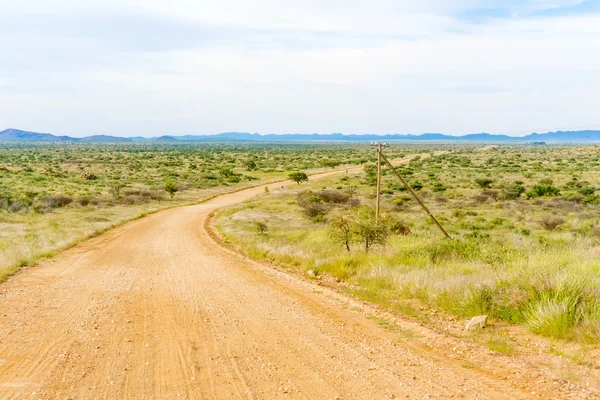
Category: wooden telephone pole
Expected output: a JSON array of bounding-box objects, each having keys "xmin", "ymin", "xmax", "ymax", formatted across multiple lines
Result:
[
  {"xmin": 370, "ymin": 142, "xmax": 451, "ymax": 240},
  {"xmin": 370, "ymin": 142, "xmax": 390, "ymax": 223}
]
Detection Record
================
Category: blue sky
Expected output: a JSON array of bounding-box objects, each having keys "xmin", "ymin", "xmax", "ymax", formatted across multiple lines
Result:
[{"xmin": 0, "ymin": 0, "xmax": 599, "ymax": 137}]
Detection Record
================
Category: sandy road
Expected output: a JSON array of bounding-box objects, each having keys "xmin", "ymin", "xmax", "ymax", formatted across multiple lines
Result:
[{"xmin": 0, "ymin": 158, "xmax": 594, "ymax": 399}]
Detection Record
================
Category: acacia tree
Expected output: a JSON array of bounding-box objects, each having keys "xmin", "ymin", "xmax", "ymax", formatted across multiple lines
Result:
[
  {"xmin": 165, "ymin": 181, "xmax": 178, "ymax": 199},
  {"xmin": 289, "ymin": 172, "xmax": 308, "ymax": 185},
  {"xmin": 329, "ymin": 207, "xmax": 391, "ymax": 252},
  {"xmin": 246, "ymin": 159, "xmax": 257, "ymax": 171},
  {"xmin": 475, "ymin": 178, "xmax": 494, "ymax": 189},
  {"xmin": 321, "ymin": 160, "xmax": 341, "ymax": 170},
  {"xmin": 353, "ymin": 207, "xmax": 389, "ymax": 252},
  {"xmin": 329, "ymin": 214, "xmax": 354, "ymax": 251}
]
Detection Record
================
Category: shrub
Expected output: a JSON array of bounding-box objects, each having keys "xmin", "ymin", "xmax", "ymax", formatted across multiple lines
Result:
[
  {"xmin": 77, "ymin": 197, "xmax": 91, "ymax": 206},
  {"xmin": 8, "ymin": 201, "xmax": 27, "ymax": 213},
  {"xmin": 246, "ymin": 160, "xmax": 257, "ymax": 171},
  {"xmin": 165, "ymin": 181, "xmax": 178, "ymax": 199},
  {"xmin": 304, "ymin": 202, "xmax": 328, "ymax": 218},
  {"xmin": 538, "ymin": 215, "xmax": 565, "ymax": 231},
  {"xmin": 410, "ymin": 180, "xmax": 424, "ymax": 191},
  {"xmin": 386, "ymin": 218, "xmax": 410, "ymax": 235},
  {"xmin": 527, "ymin": 184, "xmax": 560, "ymax": 199},
  {"xmin": 578, "ymin": 187, "xmax": 596, "ymax": 196},
  {"xmin": 120, "ymin": 195, "xmax": 143, "ymax": 205},
  {"xmin": 393, "ymin": 198, "xmax": 407, "ymax": 207},
  {"xmin": 47, "ymin": 195, "xmax": 73, "ymax": 208},
  {"xmin": 319, "ymin": 189, "xmax": 349, "ymax": 204},
  {"xmin": 473, "ymin": 194, "xmax": 489, "ymax": 204},
  {"xmin": 109, "ymin": 183, "xmax": 124, "ymax": 199},
  {"xmin": 297, "ymin": 190, "xmax": 320, "ymax": 208},
  {"xmin": 482, "ymin": 190, "xmax": 499, "ymax": 201},
  {"xmin": 432, "ymin": 182, "xmax": 447, "ymax": 192},
  {"xmin": 255, "ymin": 221, "xmax": 268, "ymax": 234},
  {"xmin": 363, "ymin": 164, "xmax": 377, "ymax": 185},
  {"xmin": 475, "ymin": 178, "xmax": 493, "ymax": 189},
  {"xmin": 219, "ymin": 167, "xmax": 235, "ymax": 177}
]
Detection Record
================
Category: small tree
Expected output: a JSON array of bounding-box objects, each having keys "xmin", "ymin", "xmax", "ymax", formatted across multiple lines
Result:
[
  {"xmin": 475, "ymin": 178, "xmax": 494, "ymax": 189},
  {"xmin": 353, "ymin": 207, "xmax": 389, "ymax": 252},
  {"xmin": 329, "ymin": 214, "xmax": 354, "ymax": 251},
  {"xmin": 321, "ymin": 160, "xmax": 341, "ymax": 170},
  {"xmin": 289, "ymin": 172, "xmax": 308, "ymax": 185},
  {"xmin": 219, "ymin": 167, "xmax": 235, "ymax": 178},
  {"xmin": 165, "ymin": 181, "xmax": 178, "ymax": 199},
  {"xmin": 246, "ymin": 160, "xmax": 257, "ymax": 171},
  {"xmin": 255, "ymin": 221, "xmax": 268, "ymax": 234}
]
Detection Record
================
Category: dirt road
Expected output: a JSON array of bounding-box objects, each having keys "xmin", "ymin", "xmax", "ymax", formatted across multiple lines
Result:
[{"xmin": 0, "ymin": 161, "xmax": 594, "ymax": 399}]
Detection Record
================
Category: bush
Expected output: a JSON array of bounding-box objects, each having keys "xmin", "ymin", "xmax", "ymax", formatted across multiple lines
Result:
[
  {"xmin": 255, "ymin": 221, "xmax": 268, "ymax": 234},
  {"xmin": 219, "ymin": 167, "xmax": 235, "ymax": 177},
  {"xmin": 410, "ymin": 180, "xmax": 424, "ymax": 191},
  {"xmin": 538, "ymin": 215, "xmax": 565, "ymax": 231},
  {"xmin": 475, "ymin": 178, "xmax": 493, "ymax": 189},
  {"xmin": 304, "ymin": 202, "xmax": 328, "ymax": 218},
  {"xmin": 364, "ymin": 164, "xmax": 377, "ymax": 185},
  {"xmin": 499, "ymin": 182, "xmax": 526, "ymax": 200},
  {"xmin": 165, "ymin": 181, "xmax": 178, "ymax": 199},
  {"xmin": 319, "ymin": 189, "xmax": 349, "ymax": 204},
  {"xmin": 297, "ymin": 190, "xmax": 319, "ymax": 208},
  {"xmin": 120, "ymin": 195, "xmax": 142, "ymax": 205},
  {"xmin": 527, "ymin": 184, "xmax": 560, "ymax": 199},
  {"xmin": 77, "ymin": 197, "xmax": 92, "ymax": 206},
  {"xmin": 432, "ymin": 182, "xmax": 447, "ymax": 192},
  {"xmin": 482, "ymin": 190, "xmax": 499, "ymax": 201},
  {"xmin": 246, "ymin": 160, "xmax": 257, "ymax": 171},
  {"xmin": 578, "ymin": 187, "xmax": 596, "ymax": 196},
  {"xmin": 47, "ymin": 195, "xmax": 73, "ymax": 208},
  {"xmin": 386, "ymin": 218, "xmax": 410, "ymax": 235},
  {"xmin": 473, "ymin": 194, "xmax": 489, "ymax": 204},
  {"xmin": 393, "ymin": 197, "xmax": 410, "ymax": 207}
]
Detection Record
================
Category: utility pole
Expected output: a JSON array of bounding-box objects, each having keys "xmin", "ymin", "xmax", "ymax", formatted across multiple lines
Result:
[{"xmin": 370, "ymin": 142, "xmax": 390, "ymax": 223}]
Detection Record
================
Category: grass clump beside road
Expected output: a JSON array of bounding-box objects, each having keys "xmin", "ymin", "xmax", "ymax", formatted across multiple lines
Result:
[{"xmin": 217, "ymin": 145, "xmax": 600, "ymax": 343}]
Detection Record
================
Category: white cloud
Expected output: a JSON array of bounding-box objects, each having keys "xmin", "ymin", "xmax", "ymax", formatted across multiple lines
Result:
[{"xmin": 0, "ymin": 0, "xmax": 599, "ymax": 136}]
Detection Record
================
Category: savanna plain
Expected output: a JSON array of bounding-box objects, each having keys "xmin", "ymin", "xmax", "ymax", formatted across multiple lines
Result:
[
  {"xmin": 0, "ymin": 142, "xmax": 406, "ymax": 281},
  {"xmin": 2, "ymin": 142, "xmax": 600, "ymax": 397}
]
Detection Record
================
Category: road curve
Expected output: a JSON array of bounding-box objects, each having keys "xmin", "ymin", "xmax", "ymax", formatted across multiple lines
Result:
[{"xmin": 0, "ymin": 160, "xmax": 591, "ymax": 399}]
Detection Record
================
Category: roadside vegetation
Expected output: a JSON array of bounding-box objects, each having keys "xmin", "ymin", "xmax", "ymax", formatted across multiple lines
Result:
[
  {"xmin": 217, "ymin": 144, "xmax": 600, "ymax": 343},
  {"xmin": 0, "ymin": 142, "xmax": 415, "ymax": 282}
]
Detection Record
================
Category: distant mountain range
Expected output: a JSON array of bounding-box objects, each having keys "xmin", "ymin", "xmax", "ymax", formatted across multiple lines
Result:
[{"xmin": 1, "ymin": 128, "xmax": 600, "ymax": 143}]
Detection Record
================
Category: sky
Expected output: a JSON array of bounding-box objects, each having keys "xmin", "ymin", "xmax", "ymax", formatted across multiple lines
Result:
[{"xmin": 1, "ymin": 0, "xmax": 599, "ymax": 137}]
